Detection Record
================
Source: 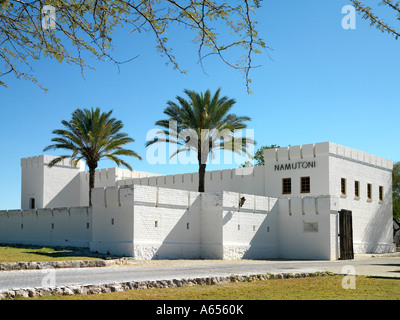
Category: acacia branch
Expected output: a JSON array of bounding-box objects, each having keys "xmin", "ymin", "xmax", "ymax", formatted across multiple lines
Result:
[
  {"xmin": 0, "ymin": 0, "xmax": 266, "ymax": 92},
  {"xmin": 350, "ymin": 0, "xmax": 400, "ymax": 39}
]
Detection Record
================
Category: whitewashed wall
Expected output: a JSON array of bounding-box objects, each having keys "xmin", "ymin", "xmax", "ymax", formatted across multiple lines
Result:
[
  {"xmin": 277, "ymin": 196, "xmax": 340, "ymax": 260},
  {"xmin": 263, "ymin": 143, "xmax": 331, "ymax": 198},
  {"xmin": 134, "ymin": 186, "xmax": 204, "ymax": 259},
  {"xmin": 221, "ymin": 192, "xmax": 279, "ymax": 259},
  {"xmin": 264, "ymin": 142, "xmax": 394, "ymax": 256},
  {"xmin": 21, "ymin": 155, "xmax": 162, "ymax": 209},
  {"xmin": 21, "ymin": 155, "xmax": 85, "ymax": 209},
  {"xmin": 0, "ymin": 207, "xmax": 92, "ymax": 248},
  {"xmin": 1, "ymin": 184, "xmax": 393, "ymax": 259},
  {"xmin": 90, "ymin": 185, "xmax": 278, "ymax": 260},
  {"xmin": 15, "ymin": 142, "xmax": 395, "ymax": 259},
  {"xmin": 79, "ymin": 168, "xmax": 162, "ymax": 207},
  {"xmin": 328, "ymin": 143, "xmax": 393, "ymax": 254},
  {"xmin": 90, "ymin": 185, "xmax": 222, "ymax": 259},
  {"xmin": 89, "ymin": 185, "xmax": 136, "ymax": 256}
]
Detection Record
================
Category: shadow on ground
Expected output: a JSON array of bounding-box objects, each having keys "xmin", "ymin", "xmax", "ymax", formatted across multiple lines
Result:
[{"xmin": 1, "ymin": 244, "xmax": 118, "ymax": 260}]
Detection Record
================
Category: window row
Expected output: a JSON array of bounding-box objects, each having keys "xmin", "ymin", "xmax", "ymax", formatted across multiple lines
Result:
[
  {"xmin": 341, "ymin": 178, "xmax": 384, "ymax": 201},
  {"xmin": 282, "ymin": 177, "xmax": 385, "ymax": 201},
  {"xmin": 282, "ymin": 177, "xmax": 310, "ymax": 194}
]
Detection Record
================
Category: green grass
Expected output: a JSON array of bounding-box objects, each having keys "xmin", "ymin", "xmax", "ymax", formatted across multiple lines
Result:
[
  {"xmin": 0, "ymin": 244, "xmax": 106, "ymax": 262},
  {"xmin": 28, "ymin": 276, "xmax": 400, "ymax": 300}
]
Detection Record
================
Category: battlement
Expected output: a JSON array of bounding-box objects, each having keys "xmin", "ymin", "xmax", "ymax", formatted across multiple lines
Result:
[
  {"xmin": 81, "ymin": 167, "xmax": 163, "ymax": 182},
  {"xmin": 0, "ymin": 206, "xmax": 92, "ymax": 248},
  {"xmin": 21, "ymin": 155, "xmax": 85, "ymax": 170},
  {"xmin": 263, "ymin": 142, "xmax": 393, "ymax": 170},
  {"xmin": 91, "ymin": 184, "xmax": 273, "ymax": 213},
  {"xmin": 92, "ymin": 185, "xmax": 200, "ymax": 208},
  {"xmin": 0, "ymin": 206, "xmax": 91, "ymax": 216},
  {"xmin": 278, "ymin": 195, "xmax": 339, "ymax": 215},
  {"xmin": 117, "ymin": 166, "xmax": 262, "ymax": 187}
]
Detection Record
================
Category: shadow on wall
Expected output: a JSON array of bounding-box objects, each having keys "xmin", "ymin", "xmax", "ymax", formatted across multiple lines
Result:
[
  {"xmin": 243, "ymin": 215, "xmax": 278, "ymax": 259},
  {"xmin": 134, "ymin": 194, "xmax": 205, "ymax": 260},
  {"xmin": 136, "ymin": 191, "xmax": 277, "ymax": 260},
  {"xmin": 46, "ymin": 174, "xmax": 82, "ymax": 208},
  {"xmin": 361, "ymin": 184, "xmax": 394, "ymax": 253},
  {"xmin": 221, "ymin": 204, "xmax": 279, "ymax": 260},
  {"xmin": 151, "ymin": 193, "xmax": 226, "ymax": 260}
]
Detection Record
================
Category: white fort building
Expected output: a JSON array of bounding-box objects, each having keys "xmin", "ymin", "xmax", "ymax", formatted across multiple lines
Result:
[{"xmin": 0, "ymin": 142, "xmax": 394, "ymax": 260}]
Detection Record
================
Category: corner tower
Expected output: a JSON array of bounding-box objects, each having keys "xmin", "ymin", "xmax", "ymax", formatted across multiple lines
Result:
[{"xmin": 21, "ymin": 155, "xmax": 85, "ymax": 209}]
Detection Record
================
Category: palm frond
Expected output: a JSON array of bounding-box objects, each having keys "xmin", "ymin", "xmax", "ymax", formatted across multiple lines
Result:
[
  {"xmin": 146, "ymin": 88, "xmax": 253, "ymax": 165},
  {"xmin": 44, "ymin": 107, "xmax": 141, "ymax": 170}
]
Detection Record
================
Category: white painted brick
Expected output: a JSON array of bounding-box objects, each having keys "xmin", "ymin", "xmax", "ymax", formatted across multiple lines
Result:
[
  {"xmin": 291, "ymin": 197, "xmax": 302, "ymax": 215},
  {"xmin": 301, "ymin": 144, "xmax": 314, "ymax": 159},
  {"xmin": 264, "ymin": 148, "xmax": 277, "ymax": 162},
  {"xmin": 303, "ymin": 197, "xmax": 316, "ymax": 215},
  {"xmin": 277, "ymin": 147, "xmax": 289, "ymax": 161},
  {"xmin": 289, "ymin": 145, "xmax": 301, "ymax": 160}
]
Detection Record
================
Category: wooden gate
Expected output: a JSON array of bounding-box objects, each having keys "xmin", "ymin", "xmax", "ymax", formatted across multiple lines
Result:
[{"xmin": 339, "ymin": 209, "xmax": 354, "ymax": 260}]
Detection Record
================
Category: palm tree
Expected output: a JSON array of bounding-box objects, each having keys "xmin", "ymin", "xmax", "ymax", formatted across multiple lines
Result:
[
  {"xmin": 43, "ymin": 107, "xmax": 142, "ymax": 206},
  {"xmin": 146, "ymin": 88, "xmax": 255, "ymax": 192}
]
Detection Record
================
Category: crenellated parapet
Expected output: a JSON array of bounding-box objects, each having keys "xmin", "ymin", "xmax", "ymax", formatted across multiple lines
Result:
[
  {"xmin": 278, "ymin": 195, "xmax": 339, "ymax": 215},
  {"xmin": 21, "ymin": 155, "xmax": 85, "ymax": 170},
  {"xmin": 264, "ymin": 142, "xmax": 393, "ymax": 170}
]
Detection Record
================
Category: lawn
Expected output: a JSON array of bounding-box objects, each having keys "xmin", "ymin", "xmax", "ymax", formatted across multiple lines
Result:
[
  {"xmin": 0, "ymin": 244, "xmax": 106, "ymax": 262},
  {"xmin": 28, "ymin": 275, "xmax": 400, "ymax": 300}
]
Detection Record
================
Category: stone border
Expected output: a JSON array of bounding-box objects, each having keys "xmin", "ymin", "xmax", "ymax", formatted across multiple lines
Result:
[
  {"xmin": 3, "ymin": 252, "xmax": 399, "ymax": 271},
  {"xmin": 0, "ymin": 271, "xmax": 334, "ymax": 300},
  {"xmin": 0, "ymin": 258, "xmax": 133, "ymax": 271}
]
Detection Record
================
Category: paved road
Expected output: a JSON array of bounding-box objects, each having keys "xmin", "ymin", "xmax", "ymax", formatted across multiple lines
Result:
[{"xmin": 0, "ymin": 255, "xmax": 399, "ymax": 291}]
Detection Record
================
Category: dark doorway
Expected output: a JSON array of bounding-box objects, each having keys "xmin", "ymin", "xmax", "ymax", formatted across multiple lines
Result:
[
  {"xmin": 29, "ymin": 198, "xmax": 35, "ymax": 209},
  {"xmin": 339, "ymin": 209, "xmax": 354, "ymax": 260}
]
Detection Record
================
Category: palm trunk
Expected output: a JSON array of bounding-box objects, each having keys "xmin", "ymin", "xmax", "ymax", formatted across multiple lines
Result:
[
  {"xmin": 197, "ymin": 140, "xmax": 207, "ymax": 192},
  {"xmin": 88, "ymin": 162, "xmax": 98, "ymax": 206},
  {"xmin": 198, "ymin": 163, "xmax": 206, "ymax": 192}
]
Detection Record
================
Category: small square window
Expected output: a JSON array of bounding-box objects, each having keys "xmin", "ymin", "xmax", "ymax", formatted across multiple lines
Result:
[
  {"xmin": 341, "ymin": 178, "xmax": 346, "ymax": 195},
  {"xmin": 282, "ymin": 178, "xmax": 291, "ymax": 194},
  {"xmin": 354, "ymin": 181, "xmax": 360, "ymax": 197},
  {"xmin": 367, "ymin": 184, "xmax": 372, "ymax": 200},
  {"xmin": 301, "ymin": 177, "xmax": 310, "ymax": 193}
]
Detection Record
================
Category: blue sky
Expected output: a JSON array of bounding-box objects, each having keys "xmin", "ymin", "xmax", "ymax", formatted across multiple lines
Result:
[{"xmin": 1, "ymin": 0, "xmax": 399, "ymax": 209}]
